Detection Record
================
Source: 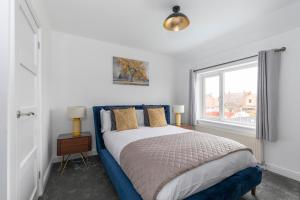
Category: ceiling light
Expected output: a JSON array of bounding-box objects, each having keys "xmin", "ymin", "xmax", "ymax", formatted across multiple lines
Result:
[{"xmin": 163, "ymin": 5, "xmax": 190, "ymax": 32}]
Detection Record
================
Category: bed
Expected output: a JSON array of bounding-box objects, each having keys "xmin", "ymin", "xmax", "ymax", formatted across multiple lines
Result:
[{"xmin": 93, "ymin": 105, "xmax": 262, "ymax": 200}]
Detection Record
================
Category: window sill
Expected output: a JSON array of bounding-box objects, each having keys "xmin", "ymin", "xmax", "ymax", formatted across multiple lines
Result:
[{"xmin": 196, "ymin": 119, "xmax": 256, "ymax": 137}]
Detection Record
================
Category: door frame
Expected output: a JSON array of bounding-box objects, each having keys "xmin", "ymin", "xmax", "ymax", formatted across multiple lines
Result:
[
  {"xmin": 22, "ymin": 0, "xmax": 45, "ymax": 197},
  {"xmin": 11, "ymin": 0, "xmax": 43, "ymax": 199},
  {"xmin": 0, "ymin": 0, "xmax": 12, "ymax": 199}
]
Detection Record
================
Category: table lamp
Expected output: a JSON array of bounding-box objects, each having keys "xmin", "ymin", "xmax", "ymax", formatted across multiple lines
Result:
[
  {"xmin": 67, "ymin": 106, "xmax": 86, "ymax": 137},
  {"xmin": 173, "ymin": 105, "xmax": 184, "ymax": 126}
]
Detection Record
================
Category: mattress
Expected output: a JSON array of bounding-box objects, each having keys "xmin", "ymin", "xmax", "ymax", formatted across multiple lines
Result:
[{"xmin": 103, "ymin": 125, "xmax": 257, "ymax": 200}]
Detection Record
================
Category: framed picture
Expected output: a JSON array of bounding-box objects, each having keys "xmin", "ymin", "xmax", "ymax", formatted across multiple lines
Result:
[{"xmin": 113, "ymin": 56, "xmax": 149, "ymax": 86}]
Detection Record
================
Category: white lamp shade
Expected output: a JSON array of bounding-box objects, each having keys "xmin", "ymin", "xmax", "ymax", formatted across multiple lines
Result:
[
  {"xmin": 67, "ymin": 106, "xmax": 86, "ymax": 118},
  {"xmin": 173, "ymin": 105, "xmax": 184, "ymax": 113}
]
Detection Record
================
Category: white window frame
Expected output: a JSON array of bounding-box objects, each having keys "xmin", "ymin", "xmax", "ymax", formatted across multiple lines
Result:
[{"xmin": 197, "ymin": 60, "xmax": 258, "ymax": 130}]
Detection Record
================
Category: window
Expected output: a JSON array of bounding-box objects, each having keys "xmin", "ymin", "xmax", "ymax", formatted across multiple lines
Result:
[
  {"xmin": 204, "ymin": 76, "xmax": 219, "ymax": 119},
  {"xmin": 198, "ymin": 61, "xmax": 257, "ymax": 127}
]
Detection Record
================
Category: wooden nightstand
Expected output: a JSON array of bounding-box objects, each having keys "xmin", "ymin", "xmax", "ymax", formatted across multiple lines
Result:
[
  {"xmin": 173, "ymin": 124, "xmax": 194, "ymax": 130},
  {"xmin": 57, "ymin": 132, "xmax": 91, "ymax": 174}
]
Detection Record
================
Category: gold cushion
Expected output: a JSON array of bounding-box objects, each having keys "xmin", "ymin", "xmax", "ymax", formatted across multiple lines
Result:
[
  {"xmin": 113, "ymin": 107, "xmax": 138, "ymax": 131},
  {"xmin": 147, "ymin": 108, "xmax": 167, "ymax": 127}
]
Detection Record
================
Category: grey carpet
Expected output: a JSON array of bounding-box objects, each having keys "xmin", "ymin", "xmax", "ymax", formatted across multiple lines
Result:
[{"xmin": 40, "ymin": 156, "xmax": 300, "ymax": 200}]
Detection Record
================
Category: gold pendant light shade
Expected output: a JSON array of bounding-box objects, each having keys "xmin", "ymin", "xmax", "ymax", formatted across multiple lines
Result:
[{"xmin": 163, "ymin": 6, "xmax": 190, "ymax": 31}]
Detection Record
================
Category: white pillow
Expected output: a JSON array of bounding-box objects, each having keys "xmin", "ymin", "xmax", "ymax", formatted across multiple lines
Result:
[
  {"xmin": 136, "ymin": 109, "xmax": 144, "ymax": 126},
  {"xmin": 100, "ymin": 109, "xmax": 111, "ymax": 133}
]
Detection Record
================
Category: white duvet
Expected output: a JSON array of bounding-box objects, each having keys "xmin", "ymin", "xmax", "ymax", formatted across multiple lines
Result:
[{"xmin": 103, "ymin": 125, "xmax": 257, "ymax": 200}]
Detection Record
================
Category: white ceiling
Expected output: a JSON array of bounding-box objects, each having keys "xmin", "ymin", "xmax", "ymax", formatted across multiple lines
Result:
[{"xmin": 44, "ymin": 0, "xmax": 297, "ymax": 55}]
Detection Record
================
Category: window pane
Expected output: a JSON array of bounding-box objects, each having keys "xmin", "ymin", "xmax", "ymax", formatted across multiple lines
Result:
[
  {"xmin": 204, "ymin": 76, "xmax": 219, "ymax": 119},
  {"xmin": 224, "ymin": 67, "xmax": 257, "ymax": 126}
]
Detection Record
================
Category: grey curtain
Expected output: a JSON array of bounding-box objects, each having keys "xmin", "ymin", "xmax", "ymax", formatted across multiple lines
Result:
[
  {"xmin": 256, "ymin": 50, "xmax": 281, "ymax": 142},
  {"xmin": 189, "ymin": 69, "xmax": 197, "ymax": 125}
]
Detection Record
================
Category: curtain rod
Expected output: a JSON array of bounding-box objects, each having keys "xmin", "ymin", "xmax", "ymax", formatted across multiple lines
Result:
[{"xmin": 193, "ymin": 47, "xmax": 286, "ymax": 73}]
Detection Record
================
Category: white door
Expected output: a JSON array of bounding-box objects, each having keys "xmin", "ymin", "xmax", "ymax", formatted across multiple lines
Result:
[{"xmin": 15, "ymin": 0, "xmax": 40, "ymax": 199}]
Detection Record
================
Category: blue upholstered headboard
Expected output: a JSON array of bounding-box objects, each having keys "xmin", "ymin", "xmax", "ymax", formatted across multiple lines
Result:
[{"xmin": 92, "ymin": 105, "xmax": 170, "ymax": 150}]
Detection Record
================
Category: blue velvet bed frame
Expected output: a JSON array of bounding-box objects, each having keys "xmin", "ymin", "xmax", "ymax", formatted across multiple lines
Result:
[{"xmin": 93, "ymin": 105, "xmax": 262, "ymax": 200}]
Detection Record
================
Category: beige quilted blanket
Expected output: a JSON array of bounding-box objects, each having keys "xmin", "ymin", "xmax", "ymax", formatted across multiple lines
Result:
[{"xmin": 120, "ymin": 131, "xmax": 252, "ymax": 200}]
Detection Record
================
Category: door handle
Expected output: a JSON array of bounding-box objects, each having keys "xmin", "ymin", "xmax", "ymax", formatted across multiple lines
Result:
[{"xmin": 16, "ymin": 111, "xmax": 35, "ymax": 118}]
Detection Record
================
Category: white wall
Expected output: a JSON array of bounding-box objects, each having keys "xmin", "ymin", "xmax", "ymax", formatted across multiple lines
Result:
[
  {"xmin": 174, "ymin": 27, "xmax": 300, "ymax": 181},
  {"xmin": 50, "ymin": 31, "xmax": 175, "ymax": 159}
]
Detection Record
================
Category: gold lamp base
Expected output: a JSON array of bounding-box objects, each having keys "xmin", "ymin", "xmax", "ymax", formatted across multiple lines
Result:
[
  {"xmin": 175, "ymin": 113, "xmax": 181, "ymax": 126},
  {"xmin": 72, "ymin": 118, "xmax": 81, "ymax": 137}
]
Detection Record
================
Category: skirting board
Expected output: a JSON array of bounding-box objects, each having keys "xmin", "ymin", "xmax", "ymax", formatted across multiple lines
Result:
[
  {"xmin": 52, "ymin": 150, "xmax": 98, "ymax": 163},
  {"xmin": 39, "ymin": 159, "xmax": 53, "ymax": 196},
  {"xmin": 265, "ymin": 163, "xmax": 300, "ymax": 182}
]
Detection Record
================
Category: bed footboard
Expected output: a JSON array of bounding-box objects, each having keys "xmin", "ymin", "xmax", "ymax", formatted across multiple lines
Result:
[{"xmin": 97, "ymin": 148, "xmax": 262, "ymax": 200}]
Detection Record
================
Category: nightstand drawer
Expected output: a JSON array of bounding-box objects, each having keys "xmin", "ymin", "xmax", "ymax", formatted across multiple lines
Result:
[
  {"xmin": 59, "ymin": 143, "xmax": 89, "ymax": 155},
  {"xmin": 57, "ymin": 133, "xmax": 91, "ymax": 156},
  {"xmin": 180, "ymin": 125, "xmax": 194, "ymax": 130},
  {"xmin": 60, "ymin": 137, "xmax": 89, "ymax": 146},
  {"xmin": 172, "ymin": 124, "xmax": 194, "ymax": 130}
]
